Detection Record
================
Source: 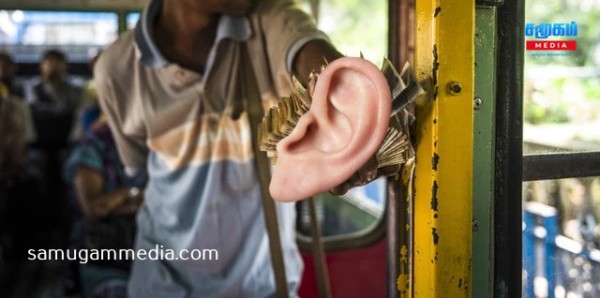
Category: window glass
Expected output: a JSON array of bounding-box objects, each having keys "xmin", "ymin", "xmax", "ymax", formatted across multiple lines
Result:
[
  {"xmin": 523, "ymin": 0, "xmax": 600, "ymax": 155},
  {"xmin": 126, "ymin": 12, "xmax": 140, "ymax": 30},
  {"xmin": 523, "ymin": 1, "xmax": 600, "ymax": 295},
  {"xmin": 0, "ymin": 10, "xmax": 118, "ymax": 62},
  {"xmin": 296, "ymin": 178, "xmax": 386, "ymax": 238},
  {"xmin": 297, "ymin": 0, "xmax": 388, "ymax": 242},
  {"xmin": 299, "ymin": 0, "xmax": 388, "ymax": 65}
]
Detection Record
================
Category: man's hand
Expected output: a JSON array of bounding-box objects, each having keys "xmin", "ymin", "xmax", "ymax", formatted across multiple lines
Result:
[{"xmin": 293, "ymin": 40, "xmax": 343, "ymax": 86}]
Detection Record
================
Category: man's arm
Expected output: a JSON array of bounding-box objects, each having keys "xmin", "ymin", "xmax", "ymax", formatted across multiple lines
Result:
[
  {"xmin": 256, "ymin": 0, "xmax": 341, "ymax": 93},
  {"xmin": 293, "ymin": 39, "xmax": 343, "ymax": 86},
  {"xmin": 73, "ymin": 167, "xmax": 142, "ymax": 220}
]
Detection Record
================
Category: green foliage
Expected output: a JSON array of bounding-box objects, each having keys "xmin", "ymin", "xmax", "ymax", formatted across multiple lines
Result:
[
  {"xmin": 583, "ymin": 77, "xmax": 600, "ymax": 100},
  {"xmin": 524, "ymin": 96, "xmax": 570, "ymax": 125},
  {"xmin": 303, "ymin": 0, "xmax": 388, "ymax": 65}
]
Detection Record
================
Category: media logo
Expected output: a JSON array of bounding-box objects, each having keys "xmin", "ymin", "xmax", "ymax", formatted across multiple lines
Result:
[{"xmin": 525, "ymin": 21, "xmax": 578, "ymax": 51}]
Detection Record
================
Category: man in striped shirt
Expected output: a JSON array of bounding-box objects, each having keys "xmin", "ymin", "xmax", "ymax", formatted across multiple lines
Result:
[{"xmin": 95, "ymin": 0, "xmax": 340, "ymax": 296}]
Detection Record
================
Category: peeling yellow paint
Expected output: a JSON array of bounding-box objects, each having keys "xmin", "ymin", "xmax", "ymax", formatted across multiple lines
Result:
[
  {"xmin": 412, "ymin": 0, "xmax": 474, "ymax": 296},
  {"xmin": 398, "ymin": 245, "xmax": 410, "ymax": 294}
]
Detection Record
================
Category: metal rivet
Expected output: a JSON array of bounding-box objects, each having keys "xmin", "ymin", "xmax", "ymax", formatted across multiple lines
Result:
[
  {"xmin": 472, "ymin": 219, "xmax": 480, "ymax": 231},
  {"xmin": 447, "ymin": 81, "xmax": 462, "ymax": 95},
  {"xmin": 474, "ymin": 98, "xmax": 483, "ymax": 110}
]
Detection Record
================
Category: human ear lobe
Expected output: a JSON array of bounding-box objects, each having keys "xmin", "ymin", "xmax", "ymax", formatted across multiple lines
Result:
[{"xmin": 270, "ymin": 57, "xmax": 391, "ymax": 202}]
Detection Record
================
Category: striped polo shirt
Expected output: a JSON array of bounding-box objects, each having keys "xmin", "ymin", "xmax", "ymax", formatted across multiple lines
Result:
[{"xmin": 94, "ymin": 0, "xmax": 329, "ymax": 297}]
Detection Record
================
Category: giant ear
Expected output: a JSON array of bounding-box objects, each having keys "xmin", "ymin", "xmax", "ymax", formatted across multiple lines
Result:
[{"xmin": 270, "ymin": 57, "xmax": 391, "ymax": 201}]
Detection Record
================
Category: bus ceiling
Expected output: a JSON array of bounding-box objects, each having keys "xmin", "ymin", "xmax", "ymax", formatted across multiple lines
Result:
[{"xmin": 0, "ymin": 0, "xmax": 145, "ymax": 11}]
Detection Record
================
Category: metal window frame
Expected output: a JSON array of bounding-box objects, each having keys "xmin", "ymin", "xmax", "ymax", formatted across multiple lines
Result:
[
  {"xmin": 494, "ymin": 0, "xmax": 525, "ymax": 297},
  {"xmin": 523, "ymin": 152, "xmax": 600, "ymax": 181},
  {"xmin": 0, "ymin": 7, "xmax": 136, "ymax": 76}
]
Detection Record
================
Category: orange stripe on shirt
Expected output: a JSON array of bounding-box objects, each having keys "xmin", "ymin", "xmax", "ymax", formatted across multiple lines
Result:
[{"xmin": 147, "ymin": 112, "xmax": 254, "ymax": 169}]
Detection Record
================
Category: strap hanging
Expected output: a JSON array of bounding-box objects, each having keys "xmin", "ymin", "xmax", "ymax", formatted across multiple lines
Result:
[
  {"xmin": 307, "ymin": 197, "xmax": 333, "ymax": 298},
  {"xmin": 241, "ymin": 43, "xmax": 289, "ymax": 298}
]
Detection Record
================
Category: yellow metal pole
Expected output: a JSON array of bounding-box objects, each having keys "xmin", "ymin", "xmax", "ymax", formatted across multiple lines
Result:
[{"xmin": 412, "ymin": 0, "xmax": 474, "ymax": 296}]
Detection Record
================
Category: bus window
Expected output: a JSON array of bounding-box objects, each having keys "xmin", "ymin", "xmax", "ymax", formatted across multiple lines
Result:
[
  {"xmin": 126, "ymin": 12, "xmax": 140, "ymax": 30},
  {"xmin": 523, "ymin": 1, "xmax": 600, "ymax": 297},
  {"xmin": 296, "ymin": 0, "xmax": 388, "ymax": 246},
  {"xmin": 299, "ymin": 0, "xmax": 388, "ymax": 65},
  {"xmin": 0, "ymin": 10, "xmax": 118, "ymax": 63},
  {"xmin": 297, "ymin": 178, "xmax": 385, "ymax": 238}
]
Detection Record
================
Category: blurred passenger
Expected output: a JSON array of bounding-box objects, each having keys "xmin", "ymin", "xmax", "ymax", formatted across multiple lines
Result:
[
  {"xmin": 64, "ymin": 114, "xmax": 145, "ymax": 298},
  {"xmin": 0, "ymin": 82, "xmax": 36, "ymax": 145},
  {"xmin": 72, "ymin": 49, "xmax": 104, "ymax": 139},
  {"xmin": 26, "ymin": 49, "xmax": 84, "ymax": 238},
  {"xmin": 27, "ymin": 49, "xmax": 83, "ymax": 147},
  {"xmin": 0, "ymin": 85, "xmax": 47, "ymax": 297},
  {"xmin": 0, "ymin": 52, "xmax": 24, "ymax": 98},
  {"xmin": 0, "ymin": 53, "xmax": 36, "ymax": 145},
  {"xmin": 62, "ymin": 50, "xmax": 108, "ymax": 296},
  {"xmin": 79, "ymin": 84, "xmax": 102, "ymax": 134}
]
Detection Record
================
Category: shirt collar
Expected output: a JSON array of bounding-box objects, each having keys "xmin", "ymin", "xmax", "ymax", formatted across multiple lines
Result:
[{"xmin": 134, "ymin": 0, "xmax": 253, "ymax": 69}]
